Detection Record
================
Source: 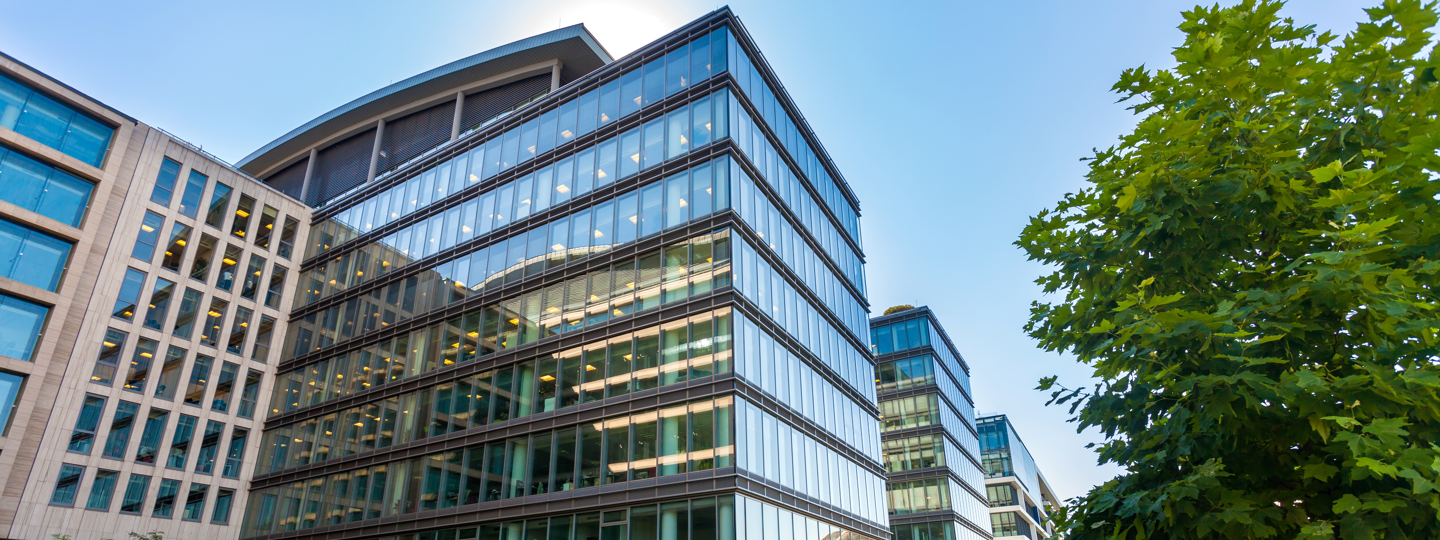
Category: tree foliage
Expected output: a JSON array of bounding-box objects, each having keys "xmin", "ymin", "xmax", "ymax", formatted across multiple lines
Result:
[
  {"xmin": 884, "ymin": 304, "xmax": 917, "ymax": 315},
  {"xmin": 1017, "ymin": 0, "xmax": 1440, "ymax": 538}
]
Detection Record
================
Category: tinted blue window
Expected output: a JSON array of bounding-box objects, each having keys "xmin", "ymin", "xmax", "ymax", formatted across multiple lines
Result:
[
  {"xmin": 0, "ymin": 219, "xmax": 72, "ymax": 291},
  {"xmin": 0, "ymin": 293, "xmax": 48, "ymax": 361},
  {"xmin": 666, "ymin": 43, "xmax": 690, "ymax": 96},
  {"xmin": 0, "ymin": 72, "xmax": 113, "ymax": 167},
  {"xmin": 0, "ymin": 145, "xmax": 93, "ymax": 226},
  {"xmin": 642, "ymin": 58, "xmax": 665, "ymax": 107},
  {"xmin": 177, "ymin": 169, "xmax": 208, "ymax": 218},
  {"xmin": 0, "ymin": 371, "xmax": 22, "ymax": 435},
  {"xmin": 619, "ymin": 69, "xmax": 642, "ymax": 118},
  {"xmin": 150, "ymin": 158, "xmax": 181, "ymax": 206}
]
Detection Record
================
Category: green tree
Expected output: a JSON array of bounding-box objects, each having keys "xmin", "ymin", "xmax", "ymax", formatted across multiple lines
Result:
[{"xmin": 1017, "ymin": 1, "xmax": 1440, "ymax": 538}]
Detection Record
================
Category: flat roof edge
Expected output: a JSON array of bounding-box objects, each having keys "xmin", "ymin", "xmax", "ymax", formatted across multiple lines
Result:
[{"xmin": 237, "ymin": 24, "xmax": 611, "ymax": 171}]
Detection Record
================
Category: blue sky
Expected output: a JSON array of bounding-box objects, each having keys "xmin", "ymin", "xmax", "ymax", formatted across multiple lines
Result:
[{"xmin": 0, "ymin": 0, "xmax": 1368, "ymax": 501}]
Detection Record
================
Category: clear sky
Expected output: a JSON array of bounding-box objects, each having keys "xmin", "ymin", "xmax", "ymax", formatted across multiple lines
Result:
[{"xmin": 0, "ymin": 0, "xmax": 1368, "ymax": 502}]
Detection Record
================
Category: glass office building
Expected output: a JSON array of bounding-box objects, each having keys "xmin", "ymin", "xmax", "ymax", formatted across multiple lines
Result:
[
  {"xmin": 976, "ymin": 415, "xmax": 1060, "ymax": 539},
  {"xmin": 871, "ymin": 307, "xmax": 991, "ymax": 540},
  {"xmin": 234, "ymin": 8, "xmax": 886, "ymax": 540}
]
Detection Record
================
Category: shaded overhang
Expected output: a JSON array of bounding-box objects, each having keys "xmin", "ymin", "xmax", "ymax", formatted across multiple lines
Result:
[{"xmin": 237, "ymin": 24, "xmax": 612, "ymax": 176}]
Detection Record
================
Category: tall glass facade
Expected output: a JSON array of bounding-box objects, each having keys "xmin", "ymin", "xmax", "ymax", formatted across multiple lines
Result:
[
  {"xmin": 871, "ymin": 308, "xmax": 989, "ymax": 540},
  {"xmin": 244, "ymin": 8, "xmax": 884, "ymax": 540}
]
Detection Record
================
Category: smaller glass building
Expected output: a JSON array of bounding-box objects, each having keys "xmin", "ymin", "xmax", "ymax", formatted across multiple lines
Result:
[
  {"xmin": 976, "ymin": 414, "xmax": 1060, "ymax": 539},
  {"xmin": 871, "ymin": 307, "xmax": 989, "ymax": 540}
]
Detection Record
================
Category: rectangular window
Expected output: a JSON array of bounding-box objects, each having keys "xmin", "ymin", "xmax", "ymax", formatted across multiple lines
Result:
[
  {"xmin": 166, "ymin": 414, "xmax": 198, "ymax": 469},
  {"xmin": 200, "ymin": 298, "xmax": 227, "ymax": 347},
  {"xmin": 227, "ymin": 307, "xmax": 252, "ymax": 355},
  {"xmin": 160, "ymin": 222, "xmax": 192, "ymax": 272},
  {"xmin": 0, "ymin": 371, "xmax": 22, "ymax": 436},
  {"xmin": 134, "ymin": 408, "xmax": 168, "ymax": 465},
  {"xmin": 132, "ymin": 211, "xmax": 164, "ymax": 261},
  {"xmin": 177, "ymin": 170, "xmax": 208, "ymax": 218},
  {"xmin": 154, "ymin": 346, "xmax": 185, "ymax": 401},
  {"xmin": 265, "ymin": 265, "xmax": 287, "ymax": 308},
  {"xmin": 182, "ymin": 483, "xmax": 208, "ymax": 521},
  {"xmin": 194, "ymin": 420, "xmax": 224, "ymax": 474},
  {"xmin": 119, "ymin": 473, "xmax": 150, "ymax": 514},
  {"xmin": 0, "ymin": 72, "xmax": 114, "ymax": 166},
  {"xmin": 112, "ymin": 268, "xmax": 146, "ymax": 320},
  {"xmin": 123, "ymin": 338, "xmax": 158, "ymax": 393},
  {"xmin": 91, "ymin": 328, "xmax": 127, "ymax": 386},
  {"xmin": 222, "ymin": 428, "xmax": 247, "ymax": 478},
  {"xmin": 237, "ymin": 369, "xmax": 262, "ymax": 419},
  {"xmin": 205, "ymin": 182, "xmax": 232, "ymax": 229},
  {"xmin": 213, "ymin": 488, "xmax": 234, "ymax": 525},
  {"xmin": 150, "ymin": 158, "xmax": 182, "ymax": 206},
  {"xmin": 255, "ymin": 206, "xmax": 278, "ymax": 249},
  {"xmin": 142, "ymin": 278, "xmax": 176, "ymax": 330},
  {"xmin": 0, "ymin": 143, "xmax": 95, "ymax": 226},
  {"xmin": 252, "ymin": 315, "xmax": 276, "ymax": 363},
  {"xmin": 67, "ymin": 394, "xmax": 105, "ymax": 454},
  {"xmin": 232, "ymin": 195, "xmax": 255, "ymax": 239},
  {"xmin": 153, "ymin": 478, "xmax": 180, "ymax": 518},
  {"xmin": 212, "ymin": 362, "xmax": 239, "ymax": 413},
  {"xmin": 171, "ymin": 288, "xmax": 203, "ymax": 339},
  {"xmin": 240, "ymin": 255, "xmax": 265, "ymax": 299},
  {"xmin": 184, "ymin": 355, "xmax": 213, "ymax": 406},
  {"xmin": 85, "ymin": 469, "xmax": 118, "ymax": 510},
  {"xmin": 216, "ymin": 244, "xmax": 241, "ymax": 291},
  {"xmin": 50, "ymin": 464, "xmax": 84, "ymax": 506},
  {"xmin": 100, "ymin": 400, "xmax": 139, "ymax": 459},
  {"xmin": 0, "ymin": 219, "xmax": 73, "ymax": 291},
  {"xmin": 278, "ymin": 217, "xmax": 298, "ymax": 259},
  {"xmin": 189, "ymin": 234, "xmax": 217, "ymax": 283},
  {"xmin": 642, "ymin": 118, "xmax": 664, "ymax": 170}
]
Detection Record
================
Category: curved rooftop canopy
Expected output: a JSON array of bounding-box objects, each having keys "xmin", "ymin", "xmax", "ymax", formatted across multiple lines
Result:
[{"xmin": 237, "ymin": 24, "xmax": 611, "ymax": 177}]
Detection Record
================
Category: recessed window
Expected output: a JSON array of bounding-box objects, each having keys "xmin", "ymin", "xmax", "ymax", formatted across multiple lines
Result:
[
  {"xmin": 131, "ymin": 212, "xmax": 164, "ymax": 261},
  {"xmin": 211, "ymin": 488, "xmax": 234, "ymax": 524},
  {"xmin": 165, "ymin": 414, "xmax": 197, "ymax": 469},
  {"xmin": 110, "ymin": 268, "xmax": 147, "ymax": 322},
  {"xmin": 181, "ymin": 483, "xmax": 208, "ymax": 521},
  {"xmin": 118, "ymin": 473, "xmax": 150, "ymax": 514},
  {"xmin": 177, "ymin": 169, "xmax": 208, "ymax": 218},
  {"xmin": 66, "ymin": 394, "xmax": 105, "ymax": 454},
  {"xmin": 84, "ymin": 469, "xmax": 118, "ymax": 510},
  {"xmin": 0, "ymin": 144, "xmax": 95, "ymax": 226},
  {"xmin": 49, "ymin": 464, "xmax": 84, "ymax": 506},
  {"xmin": 122, "ymin": 338, "xmax": 157, "ymax": 394},
  {"xmin": 204, "ymin": 182, "xmax": 232, "ymax": 229},
  {"xmin": 91, "ymin": 328, "xmax": 127, "ymax": 386},
  {"xmin": 0, "ymin": 218, "xmax": 73, "ymax": 291},
  {"xmin": 231, "ymin": 195, "xmax": 255, "ymax": 239},
  {"xmin": 150, "ymin": 158, "xmax": 181, "ymax": 207},
  {"xmin": 153, "ymin": 346, "xmax": 186, "ymax": 401},
  {"xmin": 152, "ymin": 478, "xmax": 180, "ymax": 518},
  {"xmin": 133, "ymin": 408, "xmax": 168, "ymax": 465},
  {"xmin": 0, "ymin": 72, "xmax": 114, "ymax": 167},
  {"xmin": 0, "ymin": 370, "xmax": 22, "ymax": 436},
  {"xmin": 99, "ymin": 400, "xmax": 138, "ymax": 459}
]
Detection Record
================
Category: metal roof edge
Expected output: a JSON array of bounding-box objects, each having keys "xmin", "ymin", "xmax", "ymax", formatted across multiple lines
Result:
[{"xmin": 237, "ymin": 24, "xmax": 611, "ymax": 170}]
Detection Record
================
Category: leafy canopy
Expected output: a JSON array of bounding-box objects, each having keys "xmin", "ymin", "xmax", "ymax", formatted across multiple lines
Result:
[{"xmin": 1017, "ymin": 0, "xmax": 1440, "ymax": 538}]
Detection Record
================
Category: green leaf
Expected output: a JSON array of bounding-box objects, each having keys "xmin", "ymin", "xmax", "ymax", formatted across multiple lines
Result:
[{"xmin": 1333, "ymin": 494, "xmax": 1362, "ymax": 514}]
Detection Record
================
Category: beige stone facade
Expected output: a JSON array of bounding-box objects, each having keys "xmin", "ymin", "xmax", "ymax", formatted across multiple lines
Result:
[{"xmin": 0, "ymin": 54, "xmax": 310, "ymax": 540}]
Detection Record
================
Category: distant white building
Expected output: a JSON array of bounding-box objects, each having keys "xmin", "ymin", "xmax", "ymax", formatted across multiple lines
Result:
[{"xmin": 977, "ymin": 414, "xmax": 1063, "ymax": 539}]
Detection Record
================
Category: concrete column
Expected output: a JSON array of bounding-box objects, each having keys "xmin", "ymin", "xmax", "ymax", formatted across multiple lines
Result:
[
  {"xmin": 551, "ymin": 62, "xmax": 563, "ymax": 91},
  {"xmin": 298, "ymin": 147, "xmax": 318, "ymax": 204},
  {"xmin": 366, "ymin": 118, "xmax": 386, "ymax": 183},
  {"xmin": 451, "ymin": 91, "xmax": 465, "ymax": 141}
]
